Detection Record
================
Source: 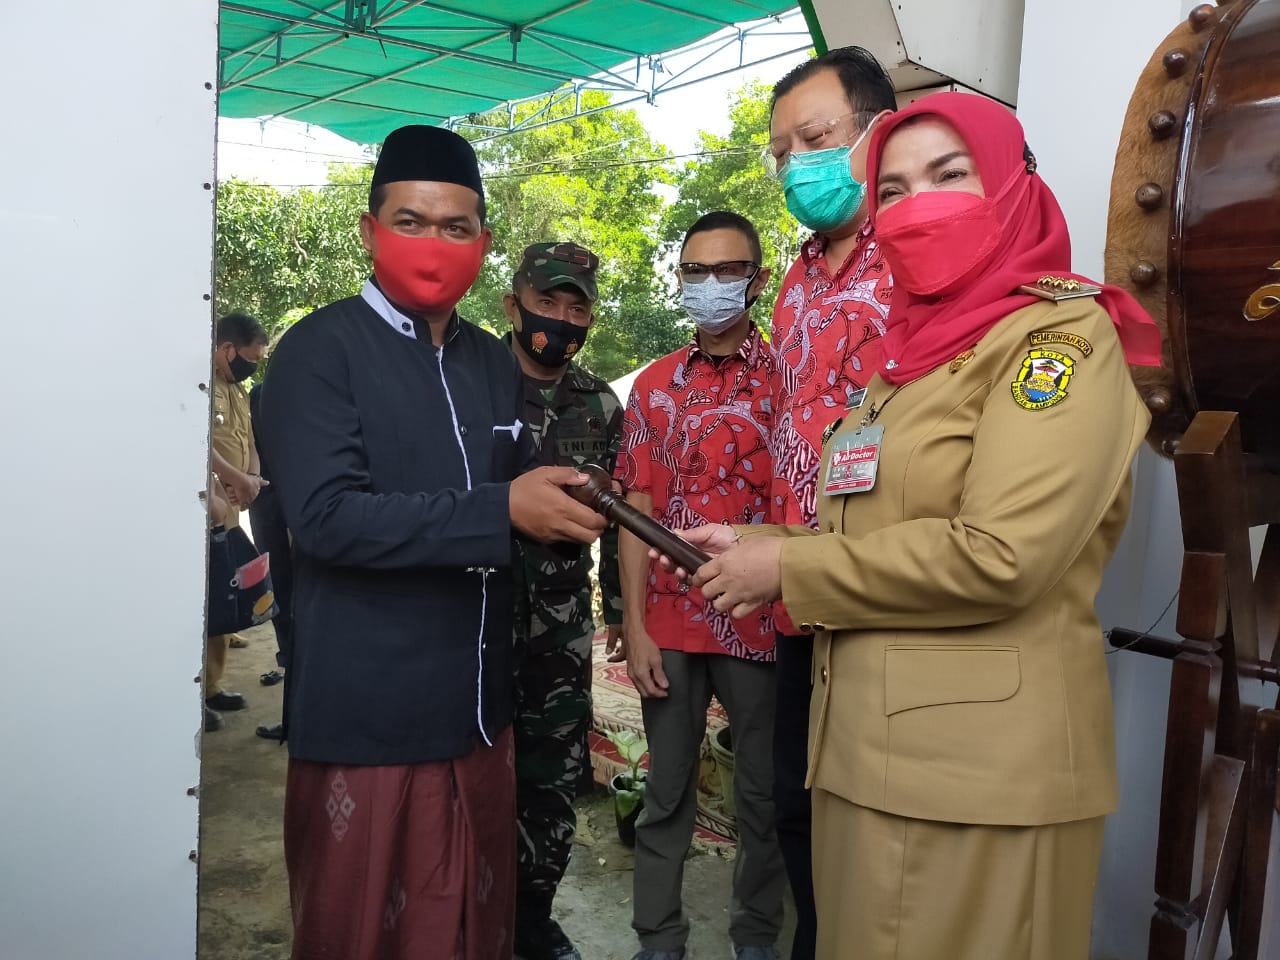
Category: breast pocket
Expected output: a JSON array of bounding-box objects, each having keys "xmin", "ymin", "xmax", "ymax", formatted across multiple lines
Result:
[
  {"xmin": 490, "ymin": 429, "xmax": 519, "ymax": 481},
  {"xmin": 212, "ymin": 396, "xmax": 229, "ymax": 430}
]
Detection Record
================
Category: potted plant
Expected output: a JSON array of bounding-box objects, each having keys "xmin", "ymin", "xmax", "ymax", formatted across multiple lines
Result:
[{"xmin": 606, "ymin": 729, "xmax": 648, "ymax": 848}]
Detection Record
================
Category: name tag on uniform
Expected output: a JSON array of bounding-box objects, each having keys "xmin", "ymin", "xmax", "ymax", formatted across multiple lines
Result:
[
  {"xmin": 845, "ymin": 387, "xmax": 868, "ymax": 410},
  {"xmin": 823, "ymin": 425, "xmax": 884, "ymax": 495}
]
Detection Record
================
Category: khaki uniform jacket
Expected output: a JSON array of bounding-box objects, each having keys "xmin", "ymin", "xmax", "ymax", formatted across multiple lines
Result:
[
  {"xmin": 212, "ymin": 377, "xmax": 253, "ymax": 529},
  {"xmin": 760, "ymin": 297, "xmax": 1149, "ymax": 827}
]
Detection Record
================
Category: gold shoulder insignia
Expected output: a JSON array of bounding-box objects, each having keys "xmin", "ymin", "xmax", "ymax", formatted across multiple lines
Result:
[
  {"xmin": 1028, "ymin": 330, "xmax": 1093, "ymax": 356},
  {"xmin": 1019, "ymin": 276, "xmax": 1102, "ymax": 302}
]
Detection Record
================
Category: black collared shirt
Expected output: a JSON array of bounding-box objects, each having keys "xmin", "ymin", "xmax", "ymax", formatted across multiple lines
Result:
[{"xmin": 261, "ymin": 282, "xmax": 536, "ymax": 765}]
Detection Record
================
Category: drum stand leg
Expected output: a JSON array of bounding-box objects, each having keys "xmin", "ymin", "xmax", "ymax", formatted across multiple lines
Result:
[{"xmin": 1111, "ymin": 412, "xmax": 1280, "ymax": 959}]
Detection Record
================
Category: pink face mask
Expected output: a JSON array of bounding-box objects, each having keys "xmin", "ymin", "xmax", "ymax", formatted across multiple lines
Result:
[{"xmin": 873, "ymin": 190, "xmax": 1001, "ymax": 296}]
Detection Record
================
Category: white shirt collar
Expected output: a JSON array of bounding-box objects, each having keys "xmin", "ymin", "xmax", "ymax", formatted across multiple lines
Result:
[{"xmin": 361, "ymin": 278, "xmax": 418, "ymax": 340}]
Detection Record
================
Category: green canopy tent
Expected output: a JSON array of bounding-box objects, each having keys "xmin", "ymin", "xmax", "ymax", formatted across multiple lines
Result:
[{"xmin": 218, "ymin": 1, "xmax": 808, "ymax": 143}]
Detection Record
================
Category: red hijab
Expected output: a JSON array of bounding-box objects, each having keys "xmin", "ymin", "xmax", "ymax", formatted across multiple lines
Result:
[{"xmin": 865, "ymin": 92, "xmax": 1162, "ymax": 385}]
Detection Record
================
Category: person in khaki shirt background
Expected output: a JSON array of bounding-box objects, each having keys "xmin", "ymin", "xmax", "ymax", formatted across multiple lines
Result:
[
  {"xmin": 205, "ymin": 312, "xmax": 269, "ymax": 732},
  {"xmin": 655, "ymin": 94, "xmax": 1164, "ymax": 959}
]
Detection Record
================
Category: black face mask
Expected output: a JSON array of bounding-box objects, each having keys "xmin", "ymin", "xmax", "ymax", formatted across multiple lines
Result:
[
  {"xmin": 227, "ymin": 351, "xmax": 259, "ymax": 383},
  {"xmin": 513, "ymin": 301, "xmax": 588, "ymax": 369}
]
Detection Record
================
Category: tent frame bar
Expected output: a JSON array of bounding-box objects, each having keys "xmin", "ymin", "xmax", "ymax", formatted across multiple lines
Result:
[{"xmin": 218, "ymin": 4, "xmax": 810, "ymax": 142}]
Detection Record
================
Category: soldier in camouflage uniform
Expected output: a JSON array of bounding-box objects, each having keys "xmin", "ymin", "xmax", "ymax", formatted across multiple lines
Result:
[{"xmin": 503, "ymin": 242, "xmax": 624, "ymax": 960}]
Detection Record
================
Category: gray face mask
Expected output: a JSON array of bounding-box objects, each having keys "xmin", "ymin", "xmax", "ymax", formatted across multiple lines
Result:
[{"xmin": 681, "ymin": 276, "xmax": 752, "ymax": 334}]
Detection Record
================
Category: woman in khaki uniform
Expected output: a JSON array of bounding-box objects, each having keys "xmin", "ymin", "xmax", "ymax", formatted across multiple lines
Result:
[{"xmin": 663, "ymin": 94, "xmax": 1164, "ymax": 959}]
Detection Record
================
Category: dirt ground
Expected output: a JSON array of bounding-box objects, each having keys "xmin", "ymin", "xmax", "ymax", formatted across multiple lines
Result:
[{"xmin": 197, "ymin": 625, "xmax": 796, "ymax": 959}]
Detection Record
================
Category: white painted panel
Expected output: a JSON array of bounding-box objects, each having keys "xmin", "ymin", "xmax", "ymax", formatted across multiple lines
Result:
[
  {"xmin": 809, "ymin": 0, "xmax": 1025, "ymax": 103},
  {"xmin": 807, "ymin": 0, "xmax": 907, "ymax": 68},
  {"xmin": 807, "ymin": 0, "xmax": 946, "ymax": 91},
  {"xmin": 890, "ymin": 0, "xmax": 1026, "ymax": 104},
  {"xmin": 0, "ymin": 2, "xmax": 215, "ymax": 958}
]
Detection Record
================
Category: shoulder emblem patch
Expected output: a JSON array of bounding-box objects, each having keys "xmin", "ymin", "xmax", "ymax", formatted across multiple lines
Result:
[
  {"xmin": 1011, "ymin": 349, "xmax": 1074, "ymax": 410},
  {"xmin": 1028, "ymin": 330, "xmax": 1093, "ymax": 356}
]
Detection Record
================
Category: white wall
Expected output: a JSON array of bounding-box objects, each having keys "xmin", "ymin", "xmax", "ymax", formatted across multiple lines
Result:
[
  {"xmin": 0, "ymin": 3, "xmax": 216, "ymax": 958},
  {"xmin": 1015, "ymin": 2, "xmax": 1200, "ymax": 957}
]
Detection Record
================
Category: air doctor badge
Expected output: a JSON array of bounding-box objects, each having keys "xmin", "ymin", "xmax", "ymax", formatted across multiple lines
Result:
[{"xmin": 823, "ymin": 424, "xmax": 884, "ymax": 495}]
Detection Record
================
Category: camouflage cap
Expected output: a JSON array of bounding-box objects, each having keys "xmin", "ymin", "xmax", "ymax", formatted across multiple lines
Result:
[{"xmin": 517, "ymin": 242, "xmax": 599, "ymax": 301}]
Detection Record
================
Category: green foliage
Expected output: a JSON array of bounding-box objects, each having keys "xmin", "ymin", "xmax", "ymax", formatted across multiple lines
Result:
[
  {"xmin": 456, "ymin": 92, "xmax": 687, "ymax": 381},
  {"xmin": 614, "ymin": 781, "xmax": 645, "ymax": 819},
  {"xmin": 215, "ymin": 163, "xmax": 372, "ymax": 339},
  {"xmin": 213, "ymin": 83, "xmax": 802, "ymax": 377},
  {"xmin": 660, "ymin": 81, "xmax": 805, "ymax": 327},
  {"xmin": 606, "ymin": 727, "xmax": 650, "ymax": 783}
]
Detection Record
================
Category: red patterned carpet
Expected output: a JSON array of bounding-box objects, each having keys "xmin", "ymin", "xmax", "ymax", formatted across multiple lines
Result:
[{"xmin": 589, "ymin": 633, "xmax": 737, "ymax": 848}]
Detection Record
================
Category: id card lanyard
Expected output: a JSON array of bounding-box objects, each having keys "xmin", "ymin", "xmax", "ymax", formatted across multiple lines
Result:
[{"xmin": 822, "ymin": 386, "xmax": 902, "ymax": 497}]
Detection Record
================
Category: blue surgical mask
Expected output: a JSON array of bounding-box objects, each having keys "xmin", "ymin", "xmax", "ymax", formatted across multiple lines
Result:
[
  {"xmin": 682, "ymin": 275, "xmax": 752, "ymax": 335},
  {"xmin": 781, "ymin": 120, "xmax": 876, "ymax": 232}
]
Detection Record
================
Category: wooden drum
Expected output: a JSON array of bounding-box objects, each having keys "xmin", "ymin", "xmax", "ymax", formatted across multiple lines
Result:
[{"xmin": 1105, "ymin": 0, "xmax": 1280, "ymax": 468}]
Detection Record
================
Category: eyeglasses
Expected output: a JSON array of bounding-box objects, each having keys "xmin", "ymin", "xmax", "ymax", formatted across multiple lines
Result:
[
  {"xmin": 678, "ymin": 261, "xmax": 760, "ymax": 283},
  {"xmin": 762, "ymin": 110, "xmax": 876, "ymax": 179}
]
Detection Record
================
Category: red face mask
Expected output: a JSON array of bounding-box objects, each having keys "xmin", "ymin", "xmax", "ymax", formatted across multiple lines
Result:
[
  {"xmin": 874, "ymin": 191, "xmax": 1001, "ymax": 296},
  {"xmin": 369, "ymin": 219, "xmax": 487, "ymax": 313}
]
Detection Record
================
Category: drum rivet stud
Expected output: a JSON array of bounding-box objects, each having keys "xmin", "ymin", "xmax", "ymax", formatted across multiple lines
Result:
[
  {"xmin": 1130, "ymin": 261, "xmax": 1161, "ymax": 287},
  {"xmin": 1189, "ymin": 3, "xmax": 1216, "ymax": 30},
  {"xmin": 1148, "ymin": 110, "xmax": 1178, "ymax": 139},
  {"xmin": 1162, "ymin": 49, "xmax": 1189, "ymax": 77},
  {"xmin": 1135, "ymin": 183, "xmax": 1165, "ymax": 210}
]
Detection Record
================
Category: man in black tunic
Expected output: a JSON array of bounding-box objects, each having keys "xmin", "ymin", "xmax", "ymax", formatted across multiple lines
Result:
[
  {"xmin": 260, "ymin": 125, "xmax": 605, "ymax": 960},
  {"xmin": 247, "ymin": 381, "xmax": 290, "ymax": 741}
]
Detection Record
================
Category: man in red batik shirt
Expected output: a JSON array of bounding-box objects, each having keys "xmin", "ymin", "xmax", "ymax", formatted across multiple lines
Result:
[
  {"xmin": 763, "ymin": 47, "xmax": 897, "ymax": 960},
  {"xmin": 615, "ymin": 211, "xmax": 785, "ymax": 960}
]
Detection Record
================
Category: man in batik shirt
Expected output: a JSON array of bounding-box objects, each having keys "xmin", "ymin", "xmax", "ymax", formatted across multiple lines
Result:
[
  {"xmin": 615, "ymin": 211, "xmax": 785, "ymax": 960},
  {"xmin": 763, "ymin": 47, "xmax": 897, "ymax": 960}
]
